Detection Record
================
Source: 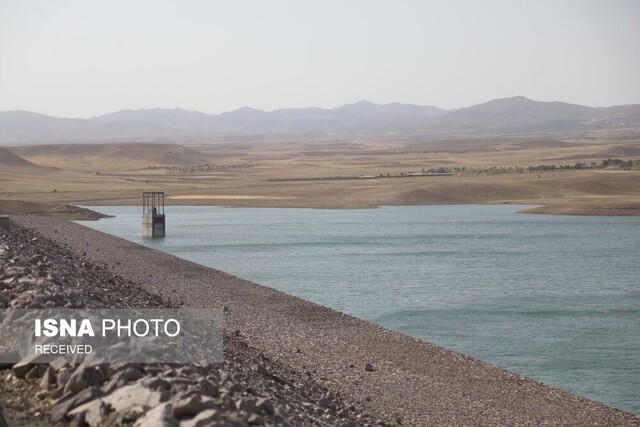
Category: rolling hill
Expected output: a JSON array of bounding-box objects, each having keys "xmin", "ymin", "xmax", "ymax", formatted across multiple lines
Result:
[
  {"xmin": 437, "ymin": 97, "xmax": 593, "ymax": 129},
  {"xmin": 0, "ymin": 146, "xmax": 45, "ymax": 170},
  {"xmin": 9, "ymin": 143, "xmax": 211, "ymax": 169}
]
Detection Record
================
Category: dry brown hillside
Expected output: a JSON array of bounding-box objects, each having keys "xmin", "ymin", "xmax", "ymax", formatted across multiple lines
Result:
[
  {"xmin": 0, "ymin": 146, "xmax": 44, "ymax": 170},
  {"xmin": 9, "ymin": 142, "xmax": 212, "ymax": 170}
]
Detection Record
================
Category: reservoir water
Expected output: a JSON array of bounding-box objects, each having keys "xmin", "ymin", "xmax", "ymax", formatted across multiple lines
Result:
[{"xmin": 80, "ymin": 205, "xmax": 639, "ymax": 414}]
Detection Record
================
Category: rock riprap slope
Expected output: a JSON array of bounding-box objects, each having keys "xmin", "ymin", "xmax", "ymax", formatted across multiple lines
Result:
[
  {"xmin": 4, "ymin": 215, "xmax": 640, "ymax": 426},
  {"xmin": 0, "ymin": 222, "xmax": 383, "ymax": 426}
]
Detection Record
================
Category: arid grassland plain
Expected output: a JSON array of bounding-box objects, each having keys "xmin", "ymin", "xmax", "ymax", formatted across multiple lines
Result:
[{"xmin": 1, "ymin": 129, "xmax": 639, "ymax": 218}]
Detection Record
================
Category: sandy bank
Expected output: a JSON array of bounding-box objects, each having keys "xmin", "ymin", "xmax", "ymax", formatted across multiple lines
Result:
[
  {"xmin": 169, "ymin": 195, "xmax": 295, "ymax": 200},
  {"xmin": 10, "ymin": 215, "xmax": 640, "ymax": 426},
  {"xmin": 519, "ymin": 200, "xmax": 640, "ymax": 216}
]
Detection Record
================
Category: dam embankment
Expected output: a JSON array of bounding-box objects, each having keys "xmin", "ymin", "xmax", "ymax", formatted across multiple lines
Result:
[{"xmin": 4, "ymin": 215, "xmax": 640, "ymax": 426}]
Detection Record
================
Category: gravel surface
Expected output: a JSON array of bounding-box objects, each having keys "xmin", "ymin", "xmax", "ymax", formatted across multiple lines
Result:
[
  {"xmin": 0, "ymin": 221, "xmax": 382, "ymax": 426},
  {"xmin": 5, "ymin": 215, "xmax": 640, "ymax": 426}
]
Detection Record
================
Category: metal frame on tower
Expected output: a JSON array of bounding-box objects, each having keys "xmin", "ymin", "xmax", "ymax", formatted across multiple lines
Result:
[
  {"xmin": 142, "ymin": 191, "xmax": 166, "ymax": 237},
  {"xmin": 143, "ymin": 191, "xmax": 165, "ymax": 216}
]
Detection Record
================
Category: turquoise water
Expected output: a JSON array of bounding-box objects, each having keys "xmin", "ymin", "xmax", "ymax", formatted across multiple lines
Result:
[{"xmin": 80, "ymin": 205, "xmax": 640, "ymax": 414}]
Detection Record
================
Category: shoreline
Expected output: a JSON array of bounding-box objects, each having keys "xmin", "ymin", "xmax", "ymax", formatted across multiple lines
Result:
[
  {"xmin": 4, "ymin": 197, "xmax": 640, "ymax": 220},
  {"xmin": 7, "ymin": 215, "xmax": 640, "ymax": 425},
  {"xmin": 3, "ymin": 169, "xmax": 640, "ymax": 218},
  {"xmin": 84, "ymin": 200, "xmax": 640, "ymax": 218}
]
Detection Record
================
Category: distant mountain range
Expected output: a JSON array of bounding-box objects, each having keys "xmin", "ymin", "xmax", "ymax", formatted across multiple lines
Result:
[{"xmin": 1, "ymin": 97, "xmax": 640, "ymax": 145}]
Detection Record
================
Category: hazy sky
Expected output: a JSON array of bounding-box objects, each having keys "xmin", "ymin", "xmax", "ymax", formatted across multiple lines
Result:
[{"xmin": 1, "ymin": 0, "xmax": 639, "ymax": 118}]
